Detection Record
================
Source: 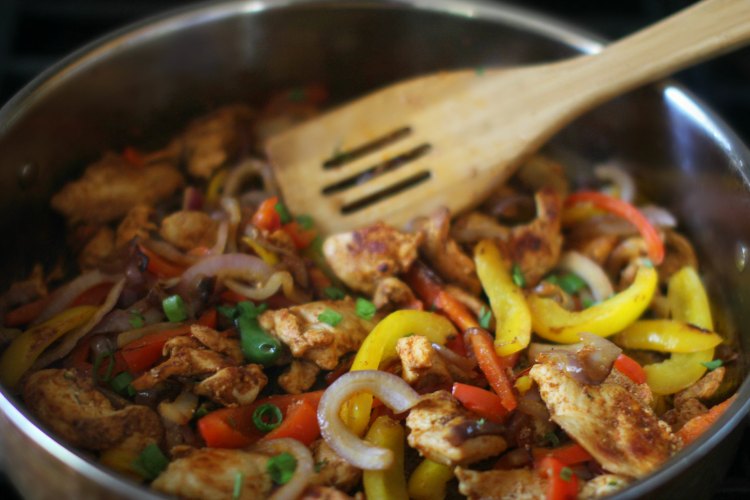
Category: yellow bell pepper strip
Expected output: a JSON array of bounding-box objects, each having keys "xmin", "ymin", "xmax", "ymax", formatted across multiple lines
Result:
[
  {"xmin": 343, "ymin": 310, "xmax": 456, "ymax": 436},
  {"xmin": 614, "ymin": 319, "xmax": 722, "ymax": 353},
  {"xmin": 242, "ymin": 236, "xmax": 279, "ymax": 265},
  {"xmin": 408, "ymin": 458, "xmax": 454, "ymax": 500},
  {"xmin": 205, "ymin": 168, "xmax": 227, "ymax": 205},
  {"xmin": 644, "ymin": 266, "xmax": 716, "ymax": 395},
  {"xmin": 0, "ymin": 305, "xmax": 97, "ymax": 388},
  {"xmin": 528, "ymin": 265, "xmax": 657, "ymax": 344},
  {"xmin": 474, "ymin": 239, "xmax": 532, "ymax": 356},
  {"xmin": 363, "ymin": 416, "xmax": 409, "ymax": 500}
]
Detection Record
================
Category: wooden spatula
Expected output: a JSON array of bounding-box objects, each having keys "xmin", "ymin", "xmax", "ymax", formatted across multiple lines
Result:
[{"xmin": 266, "ymin": 0, "xmax": 750, "ymax": 234}]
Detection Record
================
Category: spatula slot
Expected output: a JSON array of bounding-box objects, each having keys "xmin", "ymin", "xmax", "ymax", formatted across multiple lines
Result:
[
  {"xmin": 323, "ymin": 126, "xmax": 412, "ymax": 169},
  {"xmin": 340, "ymin": 170, "xmax": 431, "ymax": 215},
  {"xmin": 322, "ymin": 143, "xmax": 432, "ymax": 195}
]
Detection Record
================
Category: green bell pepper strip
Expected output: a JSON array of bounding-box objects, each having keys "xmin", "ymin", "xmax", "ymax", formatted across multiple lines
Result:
[
  {"xmin": 237, "ymin": 315, "xmax": 282, "ymax": 366},
  {"xmin": 342, "ymin": 310, "xmax": 456, "ymax": 436},
  {"xmin": 528, "ymin": 265, "xmax": 657, "ymax": 344}
]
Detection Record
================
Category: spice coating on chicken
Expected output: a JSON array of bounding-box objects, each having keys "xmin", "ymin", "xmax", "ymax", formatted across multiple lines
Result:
[
  {"xmin": 258, "ymin": 298, "xmax": 380, "ymax": 370},
  {"xmin": 396, "ymin": 335, "xmax": 453, "ymax": 392},
  {"xmin": 51, "ymin": 153, "xmax": 184, "ymax": 224},
  {"xmin": 279, "ymin": 359, "xmax": 320, "ymax": 394},
  {"xmin": 456, "ymin": 467, "xmax": 548, "ymax": 500},
  {"xmin": 530, "ymin": 361, "xmax": 678, "ymax": 478},
  {"xmin": 189, "ymin": 324, "xmax": 244, "ymax": 364},
  {"xmin": 578, "ymin": 474, "xmax": 630, "ymax": 499},
  {"xmin": 78, "ymin": 227, "xmax": 115, "ymax": 270},
  {"xmin": 300, "ymin": 486, "xmax": 358, "ymax": 500},
  {"xmin": 372, "ymin": 277, "xmax": 419, "ymax": 310},
  {"xmin": 406, "ymin": 390, "xmax": 507, "ymax": 466},
  {"xmin": 151, "ymin": 447, "xmax": 272, "ymax": 500},
  {"xmin": 115, "ymin": 204, "xmax": 156, "ymax": 247},
  {"xmin": 159, "ymin": 210, "xmax": 219, "ymax": 251},
  {"xmin": 194, "ymin": 365, "xmax": 267, "ymax": 407},
  {"xmin": 323, "ymin": 222, "xmax": 423, "ymax": 294},
  {"xmin": 23, "ymin": 368, "xmax": 163, "ymax": 451},
  {"xmin": 309, "ymin": 439, "xmax": 362, "ymax": 491}
]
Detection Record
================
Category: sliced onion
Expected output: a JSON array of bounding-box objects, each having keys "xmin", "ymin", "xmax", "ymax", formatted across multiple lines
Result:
[
  {"xmin": 318, "ymin": 370, "xmax": 421, "ymax": 470},
  {"xmin": 225, "ymin": 271, "xmax": 311, "ymax": 304},
  {"xmin": 432, "ymin": 342, "xmax": 477, "ymax": 372},
  {"xmin": 176, "ymin": 253, "xmax": 272, "ymax": 296},
  {"xmin": 208, "ymin": 220, "xmax": 229, "ymax": 255},
  {"xmin": 244, "ymin": 226, "xmax": 309, "ymax": 288},
  {"xmin": 451, "ymin": 212, "xmax": 510, "ymax": 243},
  {"xmin": 252, "ymin": 438, "xmax": 313, "ymax": 500},
  {"xmin": 640, "ymin": 205, "xmax": 677, "ymax": 228},
  {"xmin": 158, "ymin": 390, "xmax": 199, "ymax": 425},
  {"xmin": 33, "ymin": 278, "xmax": 126, "ymax": 369},
  {"xmin": 116, "ymin": 322, "xmax": 184, "ymax": 348},
  {"xmin": 90, "ymin": 304, "xmax": 163, "ymax": 335},
  {"xmin": 532, "ymin": 333, "xmax": 622, "ymax": 385},
  {"xmin": 557, "ymin": 251, "xmax": 614, "ymax": 302},
  {"xmin": 31, "ymin": 270, "xmax": 118, "ymax": 326},
  {"xmin": 221, "ymin": 197, "xmax": 241, "ymax": 253},
  {"xmin": 516, "ymin": 391, "xmax": 550, "ymax": 421},
  {"xmin": 141, "ymin": 239, "xmax": 200, "ymax": 267},
  {"xmin": 594, "ymin": 163, "xmax": 635, "ymax": 203},
  {"xmin": 223, "ymin": 158, "xmax": 278, "ymax": 198}
]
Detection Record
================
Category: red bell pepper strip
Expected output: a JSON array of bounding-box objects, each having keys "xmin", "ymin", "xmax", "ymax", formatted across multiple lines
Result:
[
  {"xmin": 4, "ymin": 296, "xmax": 50, "ymax": 327},
  {"xmin": 537, "ymin": 456, "xmax": 579, "ymax": 500},
  {"xmin": 198, "ymin": 391, "xmax": 323, "ymax": 448},
  {"xmin": 282, "ymin": 221, "xmax": 317, "ymax": 250},
  {"xmin": 565, "ymin": 191, "xmax": 664, "ymax": 265},
  {"xmin": 261, "ymin": 399, "xmax": 320, "ymax": 445},
  {"xmin": 677, "ymin": 395, "xmax": 736, "ymax": 446},
  {"xmin": 71, "ymin": 282, "xmax": 115, "ymax": 307},
  {"xmin": 251, "ymin": 196, "xmax": 282, "ymax": 232},
  {"xmin": 466, "ymin": 329, "xmax": 517, "ymax": 411},
  {"xmin": 613, "ymin": 353, "xmax": 647, "ymax": 384},
  {"xmin": 452, "ymin": 382, "xmax": 509, "ymax": 423},
  {"xmin": 532, "ymin": 442, "xmax": 593, "ymax": 465},
  {"xmin": 120, "ymin": 325, "xmax": 191, "ymax": 373},
  {"xmin": 137, "ymin": 244, "xmax": 185, "ymax": 279},
  {"xmin": 196, "ymin": 308, "xmax": 218, "ymax": 329}
]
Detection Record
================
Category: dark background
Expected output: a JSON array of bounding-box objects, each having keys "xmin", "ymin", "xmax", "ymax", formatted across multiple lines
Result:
[{"xmin": 0, "ymin": 0, "xmax": 748, "ymax": 498}]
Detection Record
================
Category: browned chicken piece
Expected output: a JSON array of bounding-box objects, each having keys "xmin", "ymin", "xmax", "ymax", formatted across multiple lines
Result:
[
  {"xmin": 195, "ymin": 365, "xmax": 268, "ymax": 407},
  {"xmin": 159, "ymin": 210, "xmax": 219, "ymax": 251},
  {"xmin": 452, "ymin": 212, "xmax": 511, "ymax": 243},
  {"xmin": 189, "ymin": 324, "xmax": 244, "ymax": 364},
  {"xmin": 310, "ymin": 439, "xmax": 362, "ymax": 491},
  {"xmin": 455, "ymin": 467, "xmax": 548, "ymax": 500},
  {"xmin": 372, "ymin": 277, "xmax": 419, "ymax": 310},
  {"xmin": 413, "ymin": 207, "xmax": 481, "ymax": 295},
  {"xmin": 323, "ymin": 222, "xmax": 423, "ymax": 294},
  {"xmin": 115, "ymin": 204, "xmax": 156, "ymax": 247},
  {"xmin": 530, "ymin": 361, "xmax": 678, "ymax": 478},
  {"xmin": 258, "ymin": 298, "xmax": 381, "ymax": 370},
  {"xmin": 395, "ymin": 335, "xmax": 453, "ymax": 392},
  {"xmin": 23, "ymin": 368, "xmax": 163, "ymax": 451},
  {"xmin": 579, "ymin": 474, "xmax": 630, "ymax": 499},
  {"xmin": 175, "ymin": 104, "xmax": 255, "ymax": 179},
  {"xmin": 300, "ymin": 486, "xmax": 357, "ymax": 500},
  {"xmin": 674, "ymin": 366, "xmax": 725, "ymax": 407},
  {"xmin": 278, "ymin": 359, "xmax": 320, "ymax": 394},
  {"xmin": 51, "ymin": 153, "xmax": 184, "ymax": 224},
  {"xmin": 406, "ymin": 391, "xmax": 507, "ymax": 467},
  {"xmin": 569, "ymin": 234, "xmax": 620, "ymax": 267},
  {"xmin": 78, "ymin": 226, "xmax": 115, "ymax": 270},
  {"xmin": 605, "ymin": 367, "xmax": 654, "ymax": 408},
  {"xmin": 662, "ymin": 398, "xmax": 708, "ymax": 431},
  {"xmin": 131, "ymin": 336, "xmax": 235, "ymax": 391},
  {"xmin": 152, "ymin": 447, "xmax": 273, "ymax": 500}
]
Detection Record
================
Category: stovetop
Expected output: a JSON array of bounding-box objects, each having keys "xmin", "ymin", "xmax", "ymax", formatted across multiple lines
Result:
[{"xmin": 0, "ymin": 0, "xmax": 748, "ymax": 498}]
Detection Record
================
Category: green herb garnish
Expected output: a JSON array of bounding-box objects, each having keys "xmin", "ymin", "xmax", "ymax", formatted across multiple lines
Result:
[
  {"xmin": 267, "ymin": 452, "xmax": 297, "ymax": 485},
  {"xmin": 543, "ymin": 431, "xmax": 560, "ymax": 447},
  {"xmin": 557, "ymin": 273, "xmax": 587, "ymax": 294},
  {"xmin": 479, "ymin": 306, "xmax": 492, "ymax": 329},
  {"xmin": 232, "ymin": 471, "xmax": 244, "ymax": 500},
  {"xmin": 129, "ymin": 310, "xmax": 145, "ymax": 329},
  {"xmin": 92, "ymin": 351, "xmax": 115, "ymax": 383},
  {"xmin": 274, "ymin": 202, "xmax": 292, "ymax": 224},
  {"xmin": 511, "ymin": 263, "xmax": 526, "ymax": 288},
  {"xmin": 319, "ymin": 308, "xmax": 343, "ymax": 326},
  {"xmin": 109, "ymin": 371, "xmax": 135, "ymax": 396},
  {"xmin": 560, "ymin": 466, "xmax": 573, "ymax": 482},
  {"xmin": 132, "ymin": 444, "xmax": 169, "ymax": 481},
  {"xmin": 701, "ymin": 359, "xmax": 724, "ymax": 371},
  {"xmin": 355, "ymin": 298, "xmax": 377, "ymax": 320},
  {"xmin": 324, "ymin": 286, "xmax": 346, "ymax": 300},
  {"xmin": 295, "ymin": 214, "xmax": 314, "ymax": 230},
  {"xmin": 162, "ymin": 294, "xmax": 188, "ymax": 322}
]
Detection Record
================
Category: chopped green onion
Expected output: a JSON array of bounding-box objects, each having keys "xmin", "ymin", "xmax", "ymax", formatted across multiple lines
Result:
[
  {"xmin": 274, "ymin": 202, "xmax": 292, "ymax": 224},
  {"xmin": 582, "ymin": 297, "xmax": 597, "ymax": 309},
  {"xmin": 701, "ymin": 359, "xmax": 723, "ymax": 371},
  {"xmin": 218, "ymin": 304, "xmax": 237, "ymax": 320},
  {"xmin": 608, "ymin": 480, "xmax": 621, "ymax": 487},
  {"xmin": 324, "ymin": 286, "xmax": 346, "ymax": 300},
  {"xmin": 543, "ymin": 431, "xmax": 560, "ymax": 447},
  {"xmin": 132, "ymin": 444, "xmax": 169, "ymax": 481},
  {"xmin": 162, "ymin": 294, "xmax": 188, "ymax": 322},
  {"xmin": 355, "ymin": 298, "xmax": 376, "ymax": 320},
  {"xmin": 252, "ymin": 403, "xmax": 283, "ymax": 432},
  {"xmin": 557, "ymin": 273, "xmax": 587, "ymax": 294},
  {"xmin": 267, "ymin": 452, "xmax": 297, "ymax": 485},
  {"xmin": 194, "ymin": 404, "xmax": 211, "ymax": 420},
  {"xmin": 92, "ymin": 351, "xmax": 115, "ymax": 383},
  {"xmin": 560, "ymin": 466, "xmax": 574, "ymax": 482},
  {"xmin": 237, "ymin": 301, "xmax": 268, "ymax": 319},
  {"xmin": 237, "ymin": 315, "xmax": 282, "ymax": 366},
  {"xmin": 642, "ymin": 258, "xmax": 654, "ymax": 268},
  {"xmin": 295, "ymin": 215, "xmax": 314, "ymax": 230},
  {"xmin": 310, "ymin": 235, "xmax": 324, "ymax": 255},
  {"xmin": 109, "ymin": 371, "xmax": 135, "ymax": 396},
  {"xmin": 511, "ymin": 264, "xmax": 526, "ymax": 288},
  {"xmin": 479, "ymin": 306, "xmax": 492, "ymax": 329},
  {"xmin": 318, "ymin": 308, "xmax": 343, "ymax": 326},
  {"xmin": 129, "ymin": 310, "xmax": 145, "ymax": 329},
  {"xmin": 232, "ymin": 471, "xmax": 244, "ymax": 500}
]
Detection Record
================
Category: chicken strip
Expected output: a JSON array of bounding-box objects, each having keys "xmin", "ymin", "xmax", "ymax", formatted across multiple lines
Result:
[
  {"xmin": 159, "ymin": 210, "xmax": 219, "ymax": 251},
  {"xmin": 323, "ymin": 222, "xmax": 422, "ymax": 294},
  {"xmin": 152, "ymin": 448, "xmax": 273, "ymax": 500},
  {"xmin": 579, "ymin": 474, "xmax": 630, "ymax": 499},
  {"xmin": 396, "ymin": 335, "xmax": 452, "ymax": 392},
  {"xmin": 189, "ymin": 324, "xmax": 244, "ymax": 364},
  {"xmin": 530, "ymin": 361, "xmax": 678, "ymax": 478},
  {"xmin": 406, "ymin": 391, "xmax": 507, "ymax": 467},
  {"xmin": 309, "ymin": 439, "xmax": 362, "ymax": 491},
  {"xmin": 51, "ymin": 153, "xmax": 183, "ymax": 224},
  {"xmin": 194, "ymin": 365, "xmax": 267, "ymax": 407},
  {"xmin": 115, "ymin": 204, "xmax": 156, "ymax": 248},
  {"xmin": 278, "ymin": 359, "xmax": 320, "ymax": 395},
  {"xmin": 78, "ymin": 226, "xmax": 115, "ymax": 270},
  {"xmin": 258, "ymin": 298, "xmax": 380, "ymax": 370},
  {"xmin": 372, "ymin": 277, "xmax": 419, "ymax": 310},
  {"xmin": 456, "ymin": 467, "xmax": 548, "ymax": 500},
  {"xmin": 23, "ymin": 368, "xmax": 163, "ymax": 451}
]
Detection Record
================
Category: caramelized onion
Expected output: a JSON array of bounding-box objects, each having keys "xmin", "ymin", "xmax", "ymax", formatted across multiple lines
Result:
[
  {"xmin": 432, "ymin": 342, "xmax": 477, "ymax": 372},
  {"xmin": 223, "ymin": 158, "xmax": 278, "ymax": 198},
  {"xmin": 594, "ymin": 163, "xmax": 635, "ymax": 203},
  {"xmin": 177, "ymin": 253, "xmax": 272, "ymax": 296},
  {"xmin": 225, "ymin": 271, "xmax": 310, "ymax": 304},
  {"xmin": 32, "ymin": 270, "xmax": 118, "ymax": 326},
  {"xmin": 252, "ymin": 438, "xmax": 313, "ymax": 500},
  {"xmin": 318, "ymin": 370, "xmax": 421, "ymax": 470},
  {"xmin": 531, "ymin": 333, "xmax": 622, "ymax": 385},
  {"xmin": 558, "ymin": 251, "xmax": 614, "ymax": 302}
]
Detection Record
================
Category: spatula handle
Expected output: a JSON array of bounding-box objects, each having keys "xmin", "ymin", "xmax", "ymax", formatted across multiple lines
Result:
[{"xmin": 566, "ymin": 0, "xmax": 750, "ymax": 107}]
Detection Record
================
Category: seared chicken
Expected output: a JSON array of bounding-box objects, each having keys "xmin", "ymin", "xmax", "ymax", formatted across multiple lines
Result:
[
  {"xmin": 190, "ymin": 325, "xmax": 244, "ymax": 364},
  {"xmin": 406, "ymin": 391, "xmax": 507, "ymax": 466},
  {"xmin": 530, "ymin": 361, "xmax": 678, "ymax": 478},
  {"xmin": 51, "ymin": 153, "xmax": 183, "ymax": 224},
  {"xmin": 323, "ymin": 222, "xmax": 422, "ymax": 294},
  {"xmin": 159, "ymin": 210, "xmax": 219, "ymax": 251},
  {"xmin": 78, "ymin": 226, "xmax": 115, "ymax": 270},
  {"xmin": 152, "ymin": 448, "xmax": 272, "ymax": 499},
  {"xmin": 23, "ymin": 368, "xmax": 163, "ymax": 451},
  {"xmin": 278, "ymin": 359, "xmax": 320, "ymax": 395},
  {"xmin": 579, "ymin": 474, "xmax": 630, "ymax": 499},
  {"xmin": 456, "ymin": 467, "xmax": 548, "ymax": 500},
  {"xmin": 194, "ymin": 365, "xmax": 267, "ymax": 407},
  {"xmin": 310, "ymin": 439, "xmax": 362, "ymax": 491},
  {"xmin": 605, "ymin": 366, "xmax": 654, "ymax": 408},
  {"xmin": 372, "ymin": 277, "xmax": 419, "ymax": 310},
  {"xmin": 395, "ymin": 335, "xmax": 452, "ymax": 392},
  {"xmin": 115, "ymin": 204, "xmax": 156, "ymax": 248},
  {"xmin": 258, "ymin": 298, "xmax": 380, "ymax": 370}
]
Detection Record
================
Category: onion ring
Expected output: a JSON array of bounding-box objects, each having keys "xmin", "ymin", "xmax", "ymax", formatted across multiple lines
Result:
[
  {"xmin": 32, "ymin": 270, "xmax": 118, "ymax": 326},
  {"xmin": 318, "ymin": 370, "xmax": 421, "ymax": 470},
  {"xmin": 558, "ymin": 251, "xmax": 614, "ymax": 302},
  {"xmin": 252, "ymin": 438, "xmax": 314, "ymax": 500},
  {"xmin": 225, "ymin": 271, "xmax": 310, "ymax": 304},
  {"xmin": 177, "ymin": 253, "xmax": 272, "ymax": 296},
  {"xmin": 594, "ymin": 163, "xmax": 635, "ymax": 203}
]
